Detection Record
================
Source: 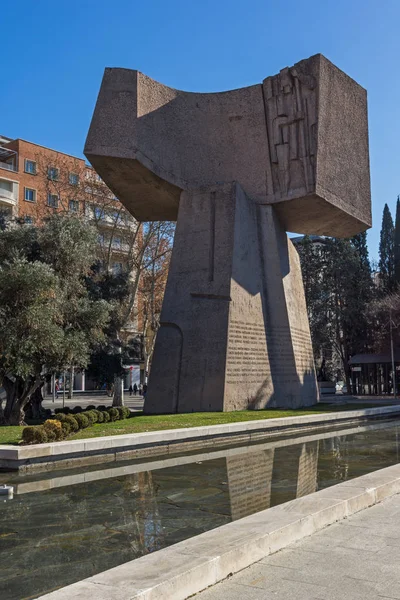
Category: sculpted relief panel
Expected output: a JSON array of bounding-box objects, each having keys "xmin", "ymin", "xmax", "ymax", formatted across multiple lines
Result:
[{"xmin": 263, "ymin": 65, "xmax": 317, "ymax": 201}]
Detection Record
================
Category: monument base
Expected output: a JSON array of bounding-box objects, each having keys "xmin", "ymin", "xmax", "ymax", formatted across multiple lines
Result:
[{"xmin": 144, "ymin": 183, "xmax": 318, "ymax": 414}]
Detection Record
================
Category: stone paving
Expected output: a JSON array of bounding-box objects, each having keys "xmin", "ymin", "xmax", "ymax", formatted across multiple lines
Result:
[
  {"xmin": 42, "ymin": 393, "xmax": 144, "ymax": 412},
  {"xmin": 195, "ymin": 493, "xmax": 400, "ymax": 600}
]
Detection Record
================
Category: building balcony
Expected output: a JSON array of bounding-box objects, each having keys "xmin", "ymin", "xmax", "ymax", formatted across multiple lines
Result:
[
  {"xmin": 0, "ymin": 146, "xmax": 18, "ymax": 173},
  {"xmin": 0, "ymin": 160, "xmax": 17, "ymax": 172},
  {"xmin": 0, "ymin": 191, "xmax": 17, "ymax": 206}
]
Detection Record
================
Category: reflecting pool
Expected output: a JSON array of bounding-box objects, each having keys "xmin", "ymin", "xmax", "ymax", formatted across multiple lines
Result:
[{"xmin": 1, "ymin": 419, "xmax": 400, "ymax": 599}]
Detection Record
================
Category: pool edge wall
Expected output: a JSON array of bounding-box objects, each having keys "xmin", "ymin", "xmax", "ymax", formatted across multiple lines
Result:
[{"xmin": 1, "ymin": 404, "xmax": 400, "ymax": 472}]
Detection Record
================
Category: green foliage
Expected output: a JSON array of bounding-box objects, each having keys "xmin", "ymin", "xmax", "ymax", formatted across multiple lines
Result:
[
  {"xmin": 74, "ymin": 413, "xmax": 89, "ymax": 429},
  {"xmin": 379, "ymin": 203, "xmax": 395, "ymax": 294},
  {"xmin": 97, "ymin": 405, "xmax": 107, "ymax": 411},
  {"xmin": 81, "ymin": 411, "xmax": 96, "ymax": 425},
  {"xmin": 102, "ymin": 410, "xmax": 111, "ymax": 423},
  {"xmin": 61, "ymin": 421, "xmax": 71, "ymax": 436},
  {"xmin": 117, "ymin": 406, "xmax": 130, "ymax": 419},
  {"xmin": 53, "ymin": 413, "xmax": 66, "ymax": 422},
  {"xmin": 0, "ymin": 215, "xmax": 111, "ymax": 425},
  {"xmin": 395, "ymin": 197, "xmax": 400, "ymax": 287},
  {"xmin": 64, "ymin": 414, "xmax": 79, "ymax": 432},
  {"xmin": 72, "ymin": 406, "xmax": 83, "ymax": 414},
  {"xmin": 43, "ymin": 419, "xmax": 63, "ymax": 441},
  {"xmin": 107, "ymin": 407, "xmax": 120, "ymax": 421},
  {"xmin": 96, "ymin": 410, "xmax": 105, "ymax": 423},
  {"xmin": 116, "ymin": 407, "xmax": 125, "ymax": 419},
  {"xmin": 22, "ymin": 425, "xmax": 48, "ymax": 444},
  {"xmin": 297, "ymin": 236, "xmax": 375, "ymax": 387}
]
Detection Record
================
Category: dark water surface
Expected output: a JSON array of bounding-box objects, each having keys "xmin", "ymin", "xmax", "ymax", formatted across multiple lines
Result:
[{"xmin": 1, "ymin": 419, "xmax": 400, "ymax": 599}]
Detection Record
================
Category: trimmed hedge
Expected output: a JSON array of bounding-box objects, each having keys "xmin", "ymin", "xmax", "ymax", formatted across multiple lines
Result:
[
  {"xmin": 107, "ymin": 407, "xmax": 120, "ymax": 422},
  {"xmin": 74, "ymin": 413, "xmax": 89, "ymax": 429},
  {"xmin": 22, "ymin": 425, "xmax": 48, "ymax": 444},
  {"xmin": 22, "ymin": 405, "xmax": 132, "ymax": 444}
]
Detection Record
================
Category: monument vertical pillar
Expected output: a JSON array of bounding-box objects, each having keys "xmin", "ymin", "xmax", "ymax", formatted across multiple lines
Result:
[{"xmin": 145, "ymin": 182, "xmax": 317, "ymax": 413}]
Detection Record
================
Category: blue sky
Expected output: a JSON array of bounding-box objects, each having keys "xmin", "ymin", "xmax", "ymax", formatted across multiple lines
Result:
[{"xmin": 2, "ymin": 0, "xmax": 399, "ymax": 260}]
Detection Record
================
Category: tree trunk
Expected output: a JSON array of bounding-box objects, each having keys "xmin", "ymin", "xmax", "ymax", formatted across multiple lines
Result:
[
  {"xmin": 26, "ymin": 384, "xmax": 45, "ymax": 421},
  {"xmin": 68, "ymin": 366, "xmax": 74, "ymax": 399},
  {"xmin": 2, "ymin": 376, "xmax": 42, "ymax": 425},
  {"xmin": 112, "ymin": 375, "xmax": 124, "ymax": 406}
]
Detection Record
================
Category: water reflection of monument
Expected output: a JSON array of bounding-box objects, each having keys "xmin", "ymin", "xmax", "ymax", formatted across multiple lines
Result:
[{"xmin": 226, "ymin": 441, "xmax": 319, "ymax": 520}]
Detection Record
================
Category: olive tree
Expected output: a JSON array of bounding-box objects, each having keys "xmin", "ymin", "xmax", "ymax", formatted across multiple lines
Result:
[{"xmin": 0, "ymin": 216, "xmax": 110, "ymax": 425}]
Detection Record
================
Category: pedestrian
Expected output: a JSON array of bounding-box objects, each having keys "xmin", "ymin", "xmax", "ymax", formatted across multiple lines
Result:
[
  {"xmin": 133, "ymin": 383, "xmax": 138, "ymax": 396},
  {"xmin": 55, "ymin": 381, "xmax": 59, "ymax": 399},
  {"xmin": 143, "ymin": 383, "xmax": 148, "ymax": 398},
  {"xmin": 129, "ymin": 384, "xmax": 133, "ymax": 397},
  {"xmin": 138, "ymin": 384, "xmax": 142, "ymax": 396}
]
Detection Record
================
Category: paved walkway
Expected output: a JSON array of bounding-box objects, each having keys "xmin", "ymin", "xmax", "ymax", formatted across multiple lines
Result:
[
  {"xmin": 42, "ymin": 394, "xmax": 144, "ymax": 412},
  {"xmin": 195, "ymin": 493, "xmax": 400, "ymax": 600}
]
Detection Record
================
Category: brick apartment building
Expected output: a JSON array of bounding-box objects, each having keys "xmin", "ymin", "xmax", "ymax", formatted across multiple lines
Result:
[{"xmin": 0, "ymin": 135, "xmax": 142, "ymax": 391}]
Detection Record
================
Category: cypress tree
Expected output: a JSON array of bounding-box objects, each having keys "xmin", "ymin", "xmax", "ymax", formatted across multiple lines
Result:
[
  {"xmin": 379, "ymin": 203, "xmax": 395, "ymax": 293},
  {"xmin": 394, "ymin": 197, "xmax": 400, "ymax": 287},
  {"xmin": 351, "ymin": 231, "xmax": 371, "ymax": 273}
]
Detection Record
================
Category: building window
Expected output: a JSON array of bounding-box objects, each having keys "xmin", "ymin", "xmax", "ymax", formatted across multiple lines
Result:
[
  {"xmin": 25, "ymin": 159, "xmax": 37, "ymax": 175},
  {"xmin": 47, "ymin": 193, "xmax": 59, "ymax": 208},
  {"xmin": 24, "ymin": 215, "xmax": 34, "ymax": 224},
  {"xmin": 69, "ymin": 172, "xmax": 79, "ymax": 186},
  {"xmin": 94, "ymin": 206, "xmax": 103, "ymax": 220},
  {"xmin": 48, "ymin": 166, "xmax": 59, "ymax": 181},
  {"xmin": 112, "ymin": 262, "xmax": 123, "ymax": 275},
  {"xmin": 112, "ymin": 237, "xmax": 122, "ymax": 249},
  {"xmin": 69, "ymin": 199, "xmax": 79, "ymax": 212},
  {"xmin": 24, "ymin": 187, "xmax": 36, "ymax": 203}
]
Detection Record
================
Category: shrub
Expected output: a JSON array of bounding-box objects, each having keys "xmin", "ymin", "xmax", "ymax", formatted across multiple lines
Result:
[
  {"xmin": 107, "ymin": 407, "xmax": 120, "ymax": 421},
  {"xmin": 72, "ymin": 406, "xmax": 83, "ymax": 414},
  {"xmin": 97, "ymin": 405, "xmax": 107, "ymax": 411},
  {"xmin": 44, "ymin": 419, "xmax": 64, "ymax": 441},
  {"xmin": 22, "ymin": 425, "xmax": 48, "ymax": 445},
  {"xmin": 74, "ymin": 413, "xmax": 89, "ymax": 429},
  {"xmin": 86, "ymin": 405, "xmax": 96, "ymax": 411},
  {"xmin": 96, "ymin": 410, "xmax": 105, "ymax": 423},
  {"xmin": 54, "ymin": 408, "xmax": 64, "ymax": 414},
  {"xmin": 53, "ymin": 413, "xmax": 66, "ymax": 422},
  {"xmin": 89, "ymin": 410, "xmax": 99, "ymax": 423},
  {"xmin": 102, "ymin": 410, "xmax": 110, "ymax": 423},
  {"xmin": 63, "ymin": 406, "xmax": 71, "ymax": 414},
  {"xmin": 116, "ymin": 407, "xmax": 125, "ymax": 419},
  {"xmin": 61, "ymin": 421, "xmax": 71, "ymax": 437},
  {"xmin": 82, "ymin": 411, "xmax": 96, "ymax": 425},
  {"xmin": 64, "ymin": 414, "xmax": 79, "ymax": 432},
  {"xmin": 123, "ymin": 407, "xmax": 131, "ymax": 419},
  {"xmin": 44, "ymin": 409, "xmax": 52, "ymax": 419}
]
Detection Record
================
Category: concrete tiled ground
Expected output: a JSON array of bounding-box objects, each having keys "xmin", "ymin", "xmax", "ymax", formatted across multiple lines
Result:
[
  {"xmin": 42, "ymin": 393, "xmax": 144, "ymax": 412},
  {"xmin": 195, "ymin": 494, "xmax": 400, "ymax": 600}
]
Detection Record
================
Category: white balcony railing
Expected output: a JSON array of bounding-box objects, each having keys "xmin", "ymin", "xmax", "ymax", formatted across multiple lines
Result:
[{"xmin": 0, "ymin": 160, "xmax": 17, "ymax": 172}]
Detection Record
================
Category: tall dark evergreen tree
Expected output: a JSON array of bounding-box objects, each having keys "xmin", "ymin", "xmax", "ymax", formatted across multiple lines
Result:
[
  {"xmin": 379, "ymin": 203, "xmax": 395, "ymax": 293},
  {"xmin": 351, "ymin": 231, "xmax": 371, "ymax": 273},
  {"xmin": 394, "ymin": 197, "xmax": 400, "ymax": 287}
]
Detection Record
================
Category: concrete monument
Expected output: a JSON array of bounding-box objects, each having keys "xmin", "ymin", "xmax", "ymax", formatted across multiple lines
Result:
[{"xmin": 85, "ymin": 54, "xmax": 371, "ymax": 413}]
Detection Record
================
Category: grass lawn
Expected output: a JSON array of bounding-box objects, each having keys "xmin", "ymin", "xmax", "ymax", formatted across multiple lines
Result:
[{"xmin": 0, "ymin": 402, "xmax": 389, "ymax": 446}]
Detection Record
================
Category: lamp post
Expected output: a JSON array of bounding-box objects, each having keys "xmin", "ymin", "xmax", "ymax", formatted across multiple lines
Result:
[{"xmin": 390, "ymin": 309, "xmax": 397, "ymax": 399}]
